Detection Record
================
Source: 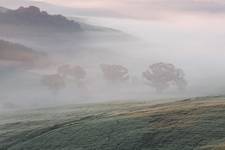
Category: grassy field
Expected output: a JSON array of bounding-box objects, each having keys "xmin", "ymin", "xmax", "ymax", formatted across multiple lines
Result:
[{"xmin": 1, "ymin": 96, "xmax": 225, "ymax": 150}]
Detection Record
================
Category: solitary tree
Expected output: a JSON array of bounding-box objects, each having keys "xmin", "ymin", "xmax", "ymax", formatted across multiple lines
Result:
[
  {"xmin": 143, "ymin": 62, "xmax": 187, "ymax": 93},
  {"xmin": 100, "ymin": 64, "xmax": 129, "ymax": 83}
]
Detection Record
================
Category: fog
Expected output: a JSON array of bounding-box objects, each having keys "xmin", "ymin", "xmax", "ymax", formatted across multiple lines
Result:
[
  {"xmin": 1, "ymin": 6, "xmax": 225, "ymax": 110},
  {"xmin": 84, "ymin": 16, "xmax": 225, "ymax": 94}
]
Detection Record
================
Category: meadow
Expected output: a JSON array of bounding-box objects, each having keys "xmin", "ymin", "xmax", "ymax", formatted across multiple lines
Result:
[{"xmin": 1, "ymin": 96, "xmax": 225, "ymax": 150}]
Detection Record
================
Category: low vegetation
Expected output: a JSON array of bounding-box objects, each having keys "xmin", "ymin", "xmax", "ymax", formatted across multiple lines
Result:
[{"xmin": 1, "ymin": 96, "xmax": 225, "ymax": 150}]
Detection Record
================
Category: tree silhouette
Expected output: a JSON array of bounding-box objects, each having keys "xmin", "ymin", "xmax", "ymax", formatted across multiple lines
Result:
[
  {"xmin": 143, "ymin": 62, "xmax": 187, "ymax": 93},
  {"xmin": 100, "ymin": 64, "xmax": 129, "ymax": 83},
  {"xmin": 70, "ymin": 65, "xmax": 86, "ymax": 81},
  {"xmin": 41, "ymin": 74, "xmax": 65, "ymax": 94}
]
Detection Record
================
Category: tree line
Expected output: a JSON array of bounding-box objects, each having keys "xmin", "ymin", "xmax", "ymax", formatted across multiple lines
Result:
[{"xmin": 41, "ymin": 62, "xmax": 187, "ymax": 94}]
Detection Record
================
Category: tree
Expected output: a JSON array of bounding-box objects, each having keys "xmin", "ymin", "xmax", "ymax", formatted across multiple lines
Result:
[
  {"xmin": 70, "ymin": 65, "xmax": 86, "ymax": 81},
  {"xmin": 41, "ymin": 74, "xmax": 65, "ymax": 93},
  {"xmin": 100, "ymin": 64, "xmax": 129, "ymax": 83},
  {"xmin": 143, "ymin": 62, "xmax": 187, "ymax": 93},
  {"xmin": 57, "ymin": 64, "xmax": 86, "ymax": 87}
]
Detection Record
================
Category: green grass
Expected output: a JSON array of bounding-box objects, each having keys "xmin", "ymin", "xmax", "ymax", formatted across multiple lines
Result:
[{"xmin": 1, "ymin": 96, "xmax": 225, "ymax": 150}]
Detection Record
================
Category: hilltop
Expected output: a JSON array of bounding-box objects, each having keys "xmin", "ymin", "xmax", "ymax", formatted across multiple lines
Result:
[
  {"xmin": 0, "ymin": 6, "xmax": 81, "ymax": 31},
  {"xmin": 0, "ymin": 6, "xmax": 129, "ymax": 51}
]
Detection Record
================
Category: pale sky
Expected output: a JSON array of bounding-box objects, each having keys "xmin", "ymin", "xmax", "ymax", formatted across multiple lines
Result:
[
  {"xmin": 34, "ymin": 0, "xmax": 225, "ymax": 12},
  {"xmin": 1, "ymin": 0, "xmax": 225, "ymax": 19},
  {"xmin": 31, "ymin": 0, "xmax": 225, "ymax": 19},
  {"xmin": 34, "ymin": 0, "xmax": 112, "ymax": 8}
]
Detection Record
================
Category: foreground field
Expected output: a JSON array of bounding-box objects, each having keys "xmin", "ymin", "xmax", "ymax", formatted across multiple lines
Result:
[{"xmin": 1, "ymin": 96, "xmax": 225, "ymax": 150}]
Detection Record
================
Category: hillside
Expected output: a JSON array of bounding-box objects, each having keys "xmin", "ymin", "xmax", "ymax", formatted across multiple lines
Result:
[
  {"xmin": 0, "ymin": 6, "xmax": 129, "ymax": 51},
  {"xmin": 0, "ymin": 6, "xmax": 81, "ymax": 31},
  {"xmin": 0, "ymin": 39, "xmax": 48, "ymax": 69},
  {"xmin": 0, "ymin": 7, "xmax": 9, "ymax": 13},
  {"xmin": 0, "ymin": 6, "xmax": 123, "ymax": 34},
  {"xmin": 1, "ymin": 96, "xmax": 225, "ymax": 150}
]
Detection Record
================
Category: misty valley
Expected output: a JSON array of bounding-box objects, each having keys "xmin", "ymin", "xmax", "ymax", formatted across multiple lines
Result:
[
  {"xmin": 1, "ymin": 2, "xmax": 225, "ymax": 150},
  {"xmin": 0, "ymin": 6, "xmax": 189, "ymax": 109}
]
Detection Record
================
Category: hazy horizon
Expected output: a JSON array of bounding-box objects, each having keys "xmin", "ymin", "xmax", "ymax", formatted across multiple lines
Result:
[{"xmin": 1, "ymin": 0, "xmax": 225, "ymax": 109}]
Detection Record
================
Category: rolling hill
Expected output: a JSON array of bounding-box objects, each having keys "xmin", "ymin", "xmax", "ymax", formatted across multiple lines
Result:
[
  {"xmin": 0, "ymin": 7, "xmax": 9, "ymax": 13},
  {"xmin": 1, "ymin": 96, "xmax": 225, "ymax": 150},
  {"xmin": 0, "ymin": 6, "xmax": 81, "ymax": 31},
  {"xmin": 0, "ymin": 6, "xmax": 123, "ymax": 36},
  {"xmin": 0, "ymin": 6, "xmax": 128, "ymax": 52},
  {"xmin": 0, "ymin": 39, "xmax": 48, "ymax": 69}
]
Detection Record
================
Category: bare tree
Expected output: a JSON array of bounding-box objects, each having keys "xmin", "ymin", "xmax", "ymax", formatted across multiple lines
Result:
[
  {"xmin": 41, "ymin": 74, "xmax": 66, "ymax": 94},
  {"xmin": 143, "ymin": 62, "xmax": 187, "ymax": 93},
  {"xmin": 100, "ymin": 64, "xmax": 129, "ymax": 83}
]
